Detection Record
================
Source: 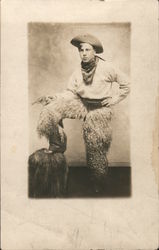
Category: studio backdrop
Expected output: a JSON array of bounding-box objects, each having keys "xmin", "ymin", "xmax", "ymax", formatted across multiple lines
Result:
[{"xmin": 29, "ymin": 23, "xmax": 130, "ymax": 167}]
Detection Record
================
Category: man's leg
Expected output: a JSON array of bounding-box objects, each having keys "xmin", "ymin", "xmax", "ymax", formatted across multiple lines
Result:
[
  {"xmin": 37, "ymin": 91, "xmax": 87, "ymax": 140},
  {"xmin": 82, "ymin": 107, "xmax": 112, "ymax": 192}
]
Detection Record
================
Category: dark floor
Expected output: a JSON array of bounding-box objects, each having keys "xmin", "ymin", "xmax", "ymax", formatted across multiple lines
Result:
[
  {"xmin": 67, "ymin": 166, "xmax": 131, "ymax": 198},
  {"xmin": 29, "ymin": 166, "xmax": 131, "ymax": 198}
]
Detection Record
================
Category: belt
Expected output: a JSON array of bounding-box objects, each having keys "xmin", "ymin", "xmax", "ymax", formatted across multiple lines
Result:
[{"xmin": 80, "ymin": 97, "xmax": 106, "ymax": 109}]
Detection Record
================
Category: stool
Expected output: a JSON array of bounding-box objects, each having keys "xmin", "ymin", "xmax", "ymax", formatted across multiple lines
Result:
[{"xmin": 28, "ymin": 148, "xmax": 68, "ymax": 198}]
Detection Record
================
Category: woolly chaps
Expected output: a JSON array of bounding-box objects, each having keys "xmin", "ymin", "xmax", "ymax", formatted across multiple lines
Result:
[
  {"xmin": 37, "ymin": 91, "xmax": 112, "ymax": 191},
  {"xmin": 82, "ymin": 108, "xmax": 112, "ymax": 190}
]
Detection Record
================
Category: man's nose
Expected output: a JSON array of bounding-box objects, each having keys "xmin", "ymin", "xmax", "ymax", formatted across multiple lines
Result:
[{"xmin": 83, "ymin": 50, "xmax": 87, "ymax": 56}]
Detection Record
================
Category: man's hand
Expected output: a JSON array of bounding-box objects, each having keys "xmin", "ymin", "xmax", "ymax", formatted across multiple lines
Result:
[
  {"xmin": 32, "ymin": 95, "xmax": 56, "ymax": 106},
  {"xmin": 101, "ymin": 97, "xmax": 113, "ymax": 107}
]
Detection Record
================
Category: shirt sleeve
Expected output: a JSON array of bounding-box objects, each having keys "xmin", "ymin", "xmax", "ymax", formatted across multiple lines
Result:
[
  {"xmin": 67, "ymin": 71, "xmax": 78, "ymax": 94},
  {"xmin": 109, "ymin": 66, "xmax": 130, "ymax": 105}
]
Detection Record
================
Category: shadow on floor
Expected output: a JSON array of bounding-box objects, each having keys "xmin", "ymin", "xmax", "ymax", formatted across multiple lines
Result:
[
  {"xmin": 29, "ymin": 166, "xmax": 131, "ymax": 198},
  {"xmin": 67, "ymin": 166, "xmax": 131, "ymax": 198}
]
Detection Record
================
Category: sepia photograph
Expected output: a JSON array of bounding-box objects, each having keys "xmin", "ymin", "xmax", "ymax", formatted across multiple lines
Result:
[
  {"xmin": 1, "ymin": 1, "xmax": 158, "ymax": 249},
  {"xmin": 28, "ymin": 23, "xmax": 131, "ymax": 198}
]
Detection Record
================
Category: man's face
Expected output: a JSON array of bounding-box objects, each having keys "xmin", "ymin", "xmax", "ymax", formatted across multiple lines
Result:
[{"xmin": 79, "ymin": 43, "xmax": 95, "ymax": 63}]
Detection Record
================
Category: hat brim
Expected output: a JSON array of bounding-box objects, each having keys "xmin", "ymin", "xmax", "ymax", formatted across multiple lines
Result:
[{"xmin": 71, "ymin": 34, "xmax": 103, "ymax": 54}]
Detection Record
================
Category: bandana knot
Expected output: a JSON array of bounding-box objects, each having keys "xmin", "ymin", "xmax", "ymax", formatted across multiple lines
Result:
[{"xmin": 81, "ymin": 56, "xmax": 99, "ymax": 85}]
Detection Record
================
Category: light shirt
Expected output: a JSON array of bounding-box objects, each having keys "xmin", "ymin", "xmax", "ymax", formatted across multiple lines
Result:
[{"xmin": 67, "ymin": 60, "xmax": 130, "ymax": 104}]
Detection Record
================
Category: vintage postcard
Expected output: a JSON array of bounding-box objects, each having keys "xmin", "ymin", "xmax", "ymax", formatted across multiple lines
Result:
[{"xmin": 1, "ymin": 0, "xmax": 159, "ymax": 249}]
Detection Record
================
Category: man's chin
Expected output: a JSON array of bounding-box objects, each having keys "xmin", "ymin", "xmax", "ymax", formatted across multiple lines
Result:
[{"xmin": 82, "ymin": 59, "xmax": 89, "ymax": 63}]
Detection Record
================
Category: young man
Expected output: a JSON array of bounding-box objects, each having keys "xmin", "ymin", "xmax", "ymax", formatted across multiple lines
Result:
[{"xmin": 36, "ymin": 34, "xmax": 130, "ymax": 193}]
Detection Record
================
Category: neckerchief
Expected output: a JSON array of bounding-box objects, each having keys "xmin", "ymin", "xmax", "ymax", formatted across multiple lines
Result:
[{"xmin": 81, "ymin": 56, "xmax": 99, "ymax": 85}]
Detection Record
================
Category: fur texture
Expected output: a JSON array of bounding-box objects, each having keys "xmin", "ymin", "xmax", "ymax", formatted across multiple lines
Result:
[
  {"xmin": 36, "ymin": 91, "xmax": 112, "ymax": 192},
  {"xmin": 37, "ymin": 92, "xmax": 87, "ymax": 139},
  {"xmin": 82, "ymin": 107, "xmax": 112, "ymax": 189},
  {"xmin": 29, "ymin": 148, "xmax": 68, "ymax": 197}
]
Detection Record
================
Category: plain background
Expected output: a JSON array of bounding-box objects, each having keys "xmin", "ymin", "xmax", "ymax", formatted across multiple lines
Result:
[
  {"xmin": 29, "ymin": 23, "xmax": 130, "ymax": 166},
  {"xmin": 1, "ymin": 0, "xmax": 159, "ymax": 249}
]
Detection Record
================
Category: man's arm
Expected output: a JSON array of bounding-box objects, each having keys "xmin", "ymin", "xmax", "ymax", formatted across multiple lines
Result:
[
  {"xmin": 113, "ymin": 67, "xmax": 130, "ymax": 104},
  {"xmin": 32, "ymin": 72, "xmax": 78, "ymax": 106},
  {"xmin": 66, "ymin": 71, "xmax": 78, "ymax": 94},
  {"xmin": 102, "ymin": 66, "xmax": 130, "ymax": 107}
]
